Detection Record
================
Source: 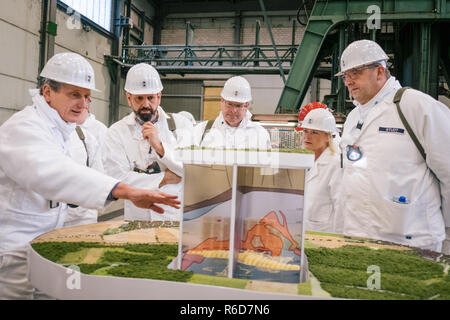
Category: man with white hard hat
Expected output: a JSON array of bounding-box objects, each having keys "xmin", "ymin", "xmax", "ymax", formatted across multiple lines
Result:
[
  {"xmin": 301, "ymin": 108, "xmax": 343, "ymax": 233},
  {"xmin": 103, "ymin": 63, "xmax": 183, "ymax": 222},
  {"xmin": 0, "ymin": 53, "xmax": 180, "ymax": 299},
  {"xmin": 199, "ymin": 76, "xmax": 271, "ymax": 149},
  {"xmin": 337, "ymin": 39, "xmax": 450, "ymax": 252}
]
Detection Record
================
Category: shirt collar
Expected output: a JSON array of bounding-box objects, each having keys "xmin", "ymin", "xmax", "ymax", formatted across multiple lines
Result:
[
  {"xmin": 29, "ymin": 89, "xmax": 76, "ymax": 141},
  {"xmin": 316, "ymin": 147, "xmax": 333, "ymax": 164}
]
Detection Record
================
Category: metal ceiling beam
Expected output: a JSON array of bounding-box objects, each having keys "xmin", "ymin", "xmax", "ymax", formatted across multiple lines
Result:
[
  {"xmin": 159, "ymin": 0, "xmax": 299, "ymax": 15},
  {"xmin": 106, "ymin": 56, "xmax": 331, "ymax": 76},
  {"xmin": 276, "ymin": 0, "xmax": 450, "ymax": 113}
]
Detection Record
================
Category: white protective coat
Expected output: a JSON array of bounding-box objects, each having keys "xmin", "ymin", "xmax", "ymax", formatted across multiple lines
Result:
[
  {"xmin": 199, "ymin": 111, "xmax": 272, "ymax": 149},
  {"xmin": 102, "ymin": 107, "xmax": 183, "ymax": 221},
  {"xmin": 65, "ymin": 114, "xmax": 108, "ymax": 227},
  {"xmin": 304, "ymin": 147, "xmax": 343, "ymax": 233},
  {"xmin": 340, "ymin": 76, "xmax": 450, "ymax": 250},
  {"xmin": 170, "ymin": 112, "xmax": 198, "ymax": 148},
  {"xmin": 0, "ymin": 91, "xmax": 119, "ymax": 253}
]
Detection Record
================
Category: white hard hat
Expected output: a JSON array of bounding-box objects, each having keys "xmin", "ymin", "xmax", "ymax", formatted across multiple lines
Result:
[
  {"xmin": 40, "ymin": 52, "xmax": 99, "ymax": 91},
  {"xmin": 125, "ymin": 63, "xmax": 163, "ymax": 95},
  {"xmin": 335, "ymin": 39, "xmax": 389, "ymax": 76},
  {"xmin": 221, "ymin": 76, "xmax": 252, "ymax": 103},
  {"xmin": 301, "ymin": 108, "xmax": 336, "ymax": 133}
]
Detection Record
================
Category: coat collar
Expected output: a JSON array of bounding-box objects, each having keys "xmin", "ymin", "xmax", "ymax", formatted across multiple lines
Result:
[
  {"xmin": 306, "ymin": 147, "xmax": 333, "ymax": 182},
  {"xmin": 29, "ymin": 89, "xmax": 76, "ymax": 142},
  {"xmin": 351, "ymin": 77, "xmax": 402, "ymax": 144}
]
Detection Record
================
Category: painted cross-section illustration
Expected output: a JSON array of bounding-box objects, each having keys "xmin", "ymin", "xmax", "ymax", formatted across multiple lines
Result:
[{"xmin": 180, "ymin": 162, "xmax": 307, "ymax": 283}]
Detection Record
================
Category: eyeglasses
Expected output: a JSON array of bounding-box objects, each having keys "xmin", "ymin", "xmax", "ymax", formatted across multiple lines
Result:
[{"xmin": 340, "ymin": 63, "xmax": 380, "ymax": 82}]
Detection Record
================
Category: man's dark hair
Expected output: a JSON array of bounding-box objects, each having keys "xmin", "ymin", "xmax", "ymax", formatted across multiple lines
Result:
[{"xmin": 39, "ymin": 79, "xmax": 62, "ymax": 95}]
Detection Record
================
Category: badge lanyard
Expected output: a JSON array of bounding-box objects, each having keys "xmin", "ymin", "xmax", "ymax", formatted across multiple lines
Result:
[
  {"xmin": 346, "ymin": 101, "xmax": 375, "ymax": 161},
  {"xmin": 345, "ymin": 80, "xmax": 401, "ymax": 162},
  {"xmin": 346, "ymin": 119, "xmax": 364, "ymax": 161},
  {"xmin": 346, "ymin": 144, "xmax": 363, "ymax": 161}
]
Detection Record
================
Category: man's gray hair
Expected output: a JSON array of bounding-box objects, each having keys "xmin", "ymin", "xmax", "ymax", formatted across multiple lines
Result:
[
  {"xmin": 39, "ymin": 78, "xmax": 63, "ymax": 95},
  {"xmin": 376, "ymin": 60, "xmax": 391, "ymax": 79}
]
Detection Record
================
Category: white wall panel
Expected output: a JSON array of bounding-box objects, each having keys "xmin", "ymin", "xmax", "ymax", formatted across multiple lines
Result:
[
  {"xmin": 0, "ymin": 0, "xmax": 41, "ymax": 35},
  {"xmin": 0, "ymin": 18, "xmax": 40, "ymax": 82},
  {"xmin": 0, "ymin": 73, "xmax": 36, "ymax": 112},
  {"xmin": 0, "ymin": 0, "xmax": 40, "ymax": 124}
]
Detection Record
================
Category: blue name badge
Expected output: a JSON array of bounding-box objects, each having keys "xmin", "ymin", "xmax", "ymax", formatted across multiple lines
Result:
[{"xmin": 379, "ymin": 127, "xmax": 405, "ymax": 134}]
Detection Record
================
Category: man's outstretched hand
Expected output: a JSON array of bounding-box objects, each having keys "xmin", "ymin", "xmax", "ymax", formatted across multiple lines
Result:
[{"xmin": 112, "ymin": 183, "xmax": 181, "ymax": 213}]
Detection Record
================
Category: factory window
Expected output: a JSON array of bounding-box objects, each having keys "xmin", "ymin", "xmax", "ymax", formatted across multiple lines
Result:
[{"xmin": 59, "ymin": 0, "xmax": 112, "ymax": 31}]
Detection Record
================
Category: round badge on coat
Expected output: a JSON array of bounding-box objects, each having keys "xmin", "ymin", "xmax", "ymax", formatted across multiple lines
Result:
[{"xmin": 346, "ymin": 145, "xmax": 362, "ymax": 161}]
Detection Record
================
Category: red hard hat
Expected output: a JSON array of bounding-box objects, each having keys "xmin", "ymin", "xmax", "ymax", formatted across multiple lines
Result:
[{"xmin": 296, "ymin": 102, "xmax": 328, "ymax": 131}]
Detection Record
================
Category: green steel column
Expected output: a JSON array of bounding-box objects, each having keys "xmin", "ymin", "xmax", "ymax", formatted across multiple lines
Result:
[
  {"xmin": 330, "ymin": 43, "xmax": 339, "ymax": 97},
  {"xmin": 276, "ymin": 19, "xmax": 334, "ymax": 112},
  {"xmin": 38, "ymin": 0, "xmax": 57, "ymax": 85},
  {"xmin": 370, "ymin": 28, "xmax": 377, "ymax": 41},
  {"xmin": 38, "ymin": 0, "xmax": 49, "ymax": 83},
  {"xmin": 234, "ymin": 12, "xmax": 242, "ymax": 66},
  {"xmin": 337, "ymin": 25, "xmax": 347, "ymax": 114},
  {"xmin": 109, "ymin": 0, "xmax": 125, "ymax": 126},
  {"xmin": 418, "ymin": 23, "xmax": 432, "ymax": 94},
  {"xmin": 122, "ymin": 0, "xmax": 131, "ymax": 58},
  {"xmin": 291, "ymin": 19, "xmax": 297, "ymax": 64},
  {"xmin": 440, "ymin": 24, "xmax": 450, "ymax": 91},
  {"xmin": 254, "ymin": 20, "xmax": 260, "ymax": 67},
  {"xmin": 429, "ymin": 24, "xmax": 440, "ymax": 99},
  {"xmin": 185, "ymin": 21, "xmax": 194, "ymax": 66}
]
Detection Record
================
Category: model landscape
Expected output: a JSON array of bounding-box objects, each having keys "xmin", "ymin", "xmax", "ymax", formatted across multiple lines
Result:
[{"xmin": 31, "ymin": 221, "xmax": 450, "ymax": 299}]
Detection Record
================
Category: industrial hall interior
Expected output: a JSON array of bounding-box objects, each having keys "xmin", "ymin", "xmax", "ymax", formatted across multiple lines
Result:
[{"xmin": 1, "ymin": 0, "xmax": 450, "ymax": 302}]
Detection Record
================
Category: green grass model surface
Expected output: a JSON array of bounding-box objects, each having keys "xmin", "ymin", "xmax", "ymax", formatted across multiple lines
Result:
[
  {"xmin": 32, "ymin": 237, "xmax": 450, "ymax": 299},
  {"xmin": 305, "ymin": 245, "xmax": 450, "ymax": 300}
]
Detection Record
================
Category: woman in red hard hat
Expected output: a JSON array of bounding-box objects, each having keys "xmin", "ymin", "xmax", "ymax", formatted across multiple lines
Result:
[{"xmin": 301, "ymin": 108, "xmax": 343, "ymax": 234}]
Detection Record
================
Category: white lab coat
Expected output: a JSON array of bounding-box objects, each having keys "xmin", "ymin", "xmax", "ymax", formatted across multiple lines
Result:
[
  {"xmin": 102, "ymin": 107, "xmax": 183, "ymax": 221},
  {"xmin": 304, "ymin": 147, "xmax": 343, "ymax": 233},
  {"xmin": 199, "ymin": 111, "xmax": 272, "ymax": 149},
  {"xmin": 170, "ymin": 112, "xmax": 198, "ymax": 148},
  {"xmin": 64, "ymin": 114, "xmax": 108, "ymax": 227},
  {"xmin": 0, "ymin": 91, "xmax": 118, "ymax": 299},
  {"xmin": 339, "ymin": 76, "xmax": 450, "ymax": 251}
]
